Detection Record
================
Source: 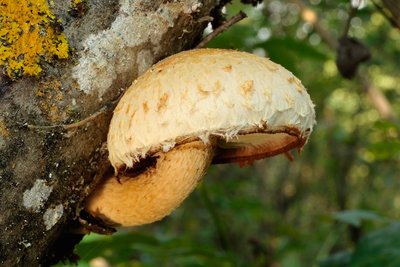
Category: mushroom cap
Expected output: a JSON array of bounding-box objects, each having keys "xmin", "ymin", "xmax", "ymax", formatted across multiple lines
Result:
[{"xmin": 108, "ymin": 48, "xmax": 315, "ymax": 171}]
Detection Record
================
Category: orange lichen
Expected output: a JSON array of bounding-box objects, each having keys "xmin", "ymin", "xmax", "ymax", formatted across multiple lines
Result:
[
  {"xmin": 0, "ymin": 121, "xmax": 9, "ymax": 137},
  {"xmin": 36, "ymin": 79, "xmax": 65, "ymax": 122},
  {"xmin": 0, "ymin": 0, "xmax": 69, "ymax": 79}
]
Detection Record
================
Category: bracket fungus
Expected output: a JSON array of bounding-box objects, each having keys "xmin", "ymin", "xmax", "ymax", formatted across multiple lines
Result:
[{"xmin": 85, "ymin": 49, "xmax": 315, "ymax": 228}]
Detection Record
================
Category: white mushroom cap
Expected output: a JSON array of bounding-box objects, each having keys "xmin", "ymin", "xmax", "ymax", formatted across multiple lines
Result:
[{"xmin": 108, "ymin": 48, "xmax": 315, "ymax": 171}]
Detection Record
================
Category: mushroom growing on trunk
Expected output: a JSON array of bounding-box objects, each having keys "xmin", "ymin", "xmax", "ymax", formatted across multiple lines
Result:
[{"xmin": 85, "ymin": 49, "xmax": 315, "ymax": 228}]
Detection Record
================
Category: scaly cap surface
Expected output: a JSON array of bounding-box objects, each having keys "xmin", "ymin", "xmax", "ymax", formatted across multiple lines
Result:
[{"xmin": 108, "ymin": 49, "xmax": 316, "ymax": 171}]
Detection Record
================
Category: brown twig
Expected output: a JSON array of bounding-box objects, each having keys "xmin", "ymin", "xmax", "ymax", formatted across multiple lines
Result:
[
  {"xmin": 357, "ymin": 74, "xmax": 394, "ymax": 119},
  {"xmin": 342, "ymin": 2, "xmax": 360, "ymax": 38},
  {"xmin": 195, "ymin": 11, "xmax": 247, "ymax": 49},
  {"xmin": 26, "ymin": 94, "xmax": 122, "ymax": 131},
  {"xmin": 371, "ymin": 0, "xmax": 400, "ymax": 30},
  {"xmin": 382, "ymin": 0, "xmax": 400, "ymax": 29},
  {"xmin": 288, "ymin": 0, "xmax": 396, "ymax": 120}
]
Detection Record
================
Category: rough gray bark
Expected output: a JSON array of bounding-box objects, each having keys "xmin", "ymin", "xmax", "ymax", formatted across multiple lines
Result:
[{"xmin": 0, "ymin": 0, "xmax": 221, "ymax": 265}]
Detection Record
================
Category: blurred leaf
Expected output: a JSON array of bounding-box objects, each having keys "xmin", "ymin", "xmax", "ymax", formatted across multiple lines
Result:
[
  {"xmin": 75, "ymin": 232, "xmax": 160, "ymax": 264},
  {"xmin": 207, "ymin": 25, "xmax": 257, "ymax": 50},
  {"xmin": 372, "ymin": 120, "xmax": 400, "ymax": 131},
  {"xmin": 280, "ymin": 251, "xmax": 303, "ymax": 267},
  {"xmin": 320, "ymin": 223, "xmax": 400, "ymax": 267},
  {"xmin": 350, "ymin": 222, "xmax": 400, "ymax": 267},
  {"xmin": 368, "ymin": 140, "xmax": 400, "ymax": 160},
  {"xmin": 319, "ymin": 251, "xmax": 352, "ymax": 267},
  {"xmin": 333, "ymin": 210, "xmax": 382, "ymax": 227},
  {"xmin": 72, "ymin": 232, "xmax": 239, "ymax": 267},
  {"xmin": 261, "ymin": 37, "xmax": 329, "ymax": 61},
  {"xmin": 256, "ymin": 37, "xmax": 329, "ymax": 75}
]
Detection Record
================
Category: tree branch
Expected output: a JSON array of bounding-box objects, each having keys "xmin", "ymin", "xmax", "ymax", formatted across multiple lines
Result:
[
  {"xmin": 26, "ymin": 93, "xmax": 122, "ymax": 131},
  {"xmin": 382, "ymin": 0, "xmax": 400, "ymax": 29},
  {"xmin": 196, "ymin": 11, "xmax": 247, "ymax": 48},
  {"xmin": 288, "ymin": 0, "xmax": 396, "ymax": 120},
  {"xmin": 371, "ymin": 0, "xmax": 400, "ymax": 30}
]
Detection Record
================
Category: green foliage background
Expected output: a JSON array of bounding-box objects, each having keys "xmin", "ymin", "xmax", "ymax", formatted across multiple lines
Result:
[{"xmin": 61, "ymin": 1, "xmax": 400, "ymax": 266}]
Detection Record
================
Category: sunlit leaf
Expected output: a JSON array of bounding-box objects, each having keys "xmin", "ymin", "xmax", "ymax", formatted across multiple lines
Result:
[
  {"xmin": 260, "ymin": 37, "xmax": 329, "ymax": 61},
  {"xmin": 368, "ymin": 140, "xmax": 400, "ymax": 160},
  {"xmin": 76, "ymin": 232, "xmax": 160, "ymax": 264},
  {"xmin": 333, "ymin": 210, "xmax": 382, "ymax": 227},
  {"xmin": 350, "ymin": 222, "xmax": 400, "ymax": 267},
  {"xmin": 319, "ymin": 251, "xmax": 352, "ymax": 267},
  {"xmin": 207, "ymin": 25, "xmax": 257, "ymax": 51},
  {"xmin": 255, "ymin": 37, "xmax": 328, "ymax": 75}
]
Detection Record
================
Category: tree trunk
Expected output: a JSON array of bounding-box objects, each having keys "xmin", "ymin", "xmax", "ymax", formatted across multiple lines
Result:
[{"xmin": 0, "ymin": 0, "xmax": 221, "ymax": 265}]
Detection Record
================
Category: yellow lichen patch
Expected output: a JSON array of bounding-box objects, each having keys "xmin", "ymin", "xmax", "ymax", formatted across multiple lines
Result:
[
  {"xmin": 0, "ymin": 0, "xmax": 69, "ymax": 79},
  {"xmin": 240, "ymin": 80, "xmax": 254, "ymax": 98},
  {"xmin": 0, "ymin": 121, "xmax": 9, "ymax": 137},
  {"xmin": 288, "ymin": 77, "xmax": 304, "ymax": 92},
  {"xmin": 157, "ymin": 93, "xmax": 169, "ymax": 111}
]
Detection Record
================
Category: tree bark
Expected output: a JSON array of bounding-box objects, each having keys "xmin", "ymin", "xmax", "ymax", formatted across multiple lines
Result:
[
  {"xmin": 0, "ymin": 0, "xmax": 220, "ymax": 265},
  {"xmin": 382, "ymin": 0, "xmax": 400, "ymax": 29}
]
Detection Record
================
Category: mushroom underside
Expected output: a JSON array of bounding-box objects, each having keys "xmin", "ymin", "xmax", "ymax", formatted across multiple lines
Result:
[
  {"xmin": 85, "ymin": 141, "xmax": 214, "ymax": 227},
  {"xmin": 126, "ymin": 126, "xmax": 307, "ymax": 169},
  {"xmin": 214, "ymin": 130, "xmax": 306, "ymax": 164},
  {"xmin": 85, "ymin": 127, "xmax": 306, "ymax": 227}
]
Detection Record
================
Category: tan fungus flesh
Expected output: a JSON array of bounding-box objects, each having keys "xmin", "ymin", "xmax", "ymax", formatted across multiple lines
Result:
[{"xmin": 85, "ymin": 141, "xmax": 213, "ymax": 227}]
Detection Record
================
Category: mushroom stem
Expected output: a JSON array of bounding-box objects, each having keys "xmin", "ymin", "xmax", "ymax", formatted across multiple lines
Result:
[{"xmin": 85, "ymin": 141, "xmax": 214, "ymax": 227}]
